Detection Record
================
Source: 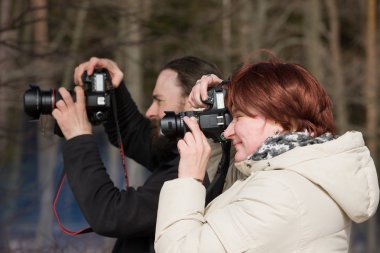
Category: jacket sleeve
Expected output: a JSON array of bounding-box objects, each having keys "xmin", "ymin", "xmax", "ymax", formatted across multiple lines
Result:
[
  {"xmin": 62, "ymin": 134, "xmax": 178, "ymax": 238},
  {"xmin": 154, "ymin": 176, "xmax": 300, "ymax": 253},
  {"xmin": 103, "ymin": 81, "xmax": 154, "ymax": 169}
]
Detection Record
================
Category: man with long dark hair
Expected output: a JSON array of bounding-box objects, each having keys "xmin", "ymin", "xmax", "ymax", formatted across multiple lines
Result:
[{"xmin": 52, "ymin": 56, "xmax": 225, "ymax": 252}]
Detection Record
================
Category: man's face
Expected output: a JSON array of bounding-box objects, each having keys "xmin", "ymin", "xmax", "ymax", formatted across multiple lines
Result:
[{"xmin": 146, "ymin": 69, "xmax": 192, "ymax": 135}]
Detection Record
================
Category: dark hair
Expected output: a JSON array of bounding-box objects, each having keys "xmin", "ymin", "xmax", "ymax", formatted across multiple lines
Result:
[
  {"xmin": 227, "ymin": 58, "xmax": 336, "ymax": 136},
  {"xmin": 160, "ymin": 56, "xmax": 222, "ymax": 97}
]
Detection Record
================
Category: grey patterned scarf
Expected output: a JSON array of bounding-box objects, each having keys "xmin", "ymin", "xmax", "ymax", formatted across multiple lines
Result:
[{"xmin": 249, "ymin": 131, "xmax": 336, "ymax": 161}]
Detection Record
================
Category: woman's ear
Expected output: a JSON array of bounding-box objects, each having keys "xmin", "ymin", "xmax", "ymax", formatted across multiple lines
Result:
[{"xmin": 273, "ymin": 121, "xmax": 284, "ymax": 135}]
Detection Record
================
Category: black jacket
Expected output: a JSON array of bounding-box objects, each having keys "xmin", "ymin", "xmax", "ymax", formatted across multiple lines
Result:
[{"xmin": 62, "ymin": 83, "xmax": 179, "ymax": 252}]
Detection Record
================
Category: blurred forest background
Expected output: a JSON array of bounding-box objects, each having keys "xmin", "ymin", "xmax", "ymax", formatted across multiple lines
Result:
[{"xmin": 0, "ymin": 0, "xmax": 379, "ymax": 252}]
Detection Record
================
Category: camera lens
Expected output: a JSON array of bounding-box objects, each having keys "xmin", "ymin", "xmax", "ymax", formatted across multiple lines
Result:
[
  {"xmin": 160, "ymin": 111, "xmax": 197, "ymax": 138},
  {"xmin": 160, "ymin": 111, "xmax": 184, "ymax": 138},
  {"xmin": 23, "ymin": 85, "xmax": 56, "ymax": 119}
]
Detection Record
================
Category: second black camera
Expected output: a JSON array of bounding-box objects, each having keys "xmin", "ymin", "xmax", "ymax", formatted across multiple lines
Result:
[{"xmin": 160, "ymin": 85, "xmax": 232, "ymax": 143}]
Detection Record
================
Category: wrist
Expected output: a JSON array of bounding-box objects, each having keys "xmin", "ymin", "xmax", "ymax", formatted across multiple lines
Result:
[
  {"xmin": 178, "ymin": 174, "xmax": 204, "ymax": 183},
  {"xmin": 66, "ymin": 129, "xmax": 92, "ymax": 140}
]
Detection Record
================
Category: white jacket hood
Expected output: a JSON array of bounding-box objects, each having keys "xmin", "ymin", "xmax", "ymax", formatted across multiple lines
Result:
[{"xmin": 235, "ymin": 131, "xmax": 379, "ymax": 223}]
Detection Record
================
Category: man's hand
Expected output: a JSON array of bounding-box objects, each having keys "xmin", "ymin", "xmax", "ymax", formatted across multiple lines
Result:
[
  {"xmin": 52, "ymin": 86, "xmax": 92, "ymax": 140},
  {"xmin": 74, "ymin": 57, "xmax": 124, "ymax": 88}
]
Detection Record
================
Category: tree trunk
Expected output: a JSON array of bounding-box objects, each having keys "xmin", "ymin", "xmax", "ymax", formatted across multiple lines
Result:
[
  {"xmin": 222, "ymin": 0, "xmax": 232, "ymax": 75},
  {"xmin": 0, "ymin": 1, "xmax": 15, "ymax": 251},
  {"xmin": 0, "ymin": 0, "xmax": 17, "ymax": 165},
  {"xmin": 62, "ymin": 0, "xmax": 90, "ymax": 88},
  {"xmin": 32, "ymin": 0, "xmax": 56, "ymax": 248},
  {"xmin": 303, "ymin": 0, "xmax": 324, "ymax": 83},
  {"xmin": 365, "ymin": 0, "xmax": 378, "ymax": 252},
  {"xmin": 325, "ymin": 0, "xmax": 347, "ymax": 133},
  {"xmin": 114, "ymin": 0, "xmax": 148, "ymax": 189},
  {"xmin": 238, "ymin": 1, "xmax": 254, "ymax": 61},
  {"xmin": 0, "ymin": 0, "xmax": 24, "ymax": 250}
]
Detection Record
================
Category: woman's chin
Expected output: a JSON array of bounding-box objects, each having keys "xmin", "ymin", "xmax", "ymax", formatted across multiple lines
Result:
[{"xmin": 234, "ymin": 153, "xmax": 246, "ymax": 163}]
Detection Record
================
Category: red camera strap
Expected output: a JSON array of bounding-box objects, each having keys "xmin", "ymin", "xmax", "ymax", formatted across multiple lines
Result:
[
  {"xmin": 52, "ymin": 173, "xmax": 93, "ymax": 235},
  {"xmin": 53, "ymin": 142, "xmax": 129, "ymax": 235}
]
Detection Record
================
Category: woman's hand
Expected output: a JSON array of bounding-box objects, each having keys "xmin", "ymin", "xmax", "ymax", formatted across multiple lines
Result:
[
  {"xmin": 74, "ymin": 57, "xmax": 124, "ymax": 88},
  {"xmin": 188, "ymin": 74, "xmax": 223, "ymax": 109},
  {"xmin": 177, "ymin": 116, "xmax": 211, "ymax": 182},
  {"xmin": 52, "ymin": 86, "xmax": 92, "ymax": 140}
]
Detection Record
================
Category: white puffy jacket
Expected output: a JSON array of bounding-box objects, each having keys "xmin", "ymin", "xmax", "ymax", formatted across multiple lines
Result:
[{"xmin": 155, "ymin": 131, "xmax": 379, "ymax": 253}]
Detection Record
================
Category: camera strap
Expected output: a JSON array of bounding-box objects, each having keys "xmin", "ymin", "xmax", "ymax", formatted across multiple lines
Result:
[
  {"xmin": 205, "ymin": 140, "xmax": 231, "ymax": 205},
  {"xmin": 53, "ymin": 173, "xmax": 93, "ymax": 235},
  {"xmin": 52, "ymin": 86, "xmax": 130, "ymax": 236},
  {"xmin": 110, "ymin": 87, "xmax": 130, "ymax": 187}
]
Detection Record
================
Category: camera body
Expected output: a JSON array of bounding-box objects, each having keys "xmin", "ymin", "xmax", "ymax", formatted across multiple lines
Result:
[
  {"xmin": 160, "ymin": 85, "xmax": 232, "ymax": 142},
  {"xmin": 23, "ymin": 69, "xmax": 112, "ymax": 125}
]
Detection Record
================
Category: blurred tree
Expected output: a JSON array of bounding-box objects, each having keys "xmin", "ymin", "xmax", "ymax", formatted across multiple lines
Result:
[
  {"xmin": 32, "ymin": 0, "xmax": 56, "ymax": 248},
  {"xmin": 114, "ymin": 0, "xmax": 149, "ymax": 189},
  {"xmin": 222, "ymin": 0, "xmax": 232, "ymax": 74},
  {"xmin": 365, "ymin": 0, "xmax": 378, "ymax": 252},
  {"xmin": 0, "ymin": 0, "xmax": 22, "ymax": 251},
  {"xmin": 303, "ymin": 0, "xmax": 324, "ymax": 83},
  {"xmin": 238, "ymin": 0, "xmax": 253, "ymax": 60},
  {"xmin": 0, "ymin": 0, "xmax": 14, "ymax": 155},
  {"xmin": 237, "ymin": 0, "xmax": 265, "ymax": 61},
  {"xmin": 61, "ymin": 0, "xmax": 90, "ymax": 87},
  {"xmin": 325, "ymin": 0, "xmax": 348, "ymax": 133}
]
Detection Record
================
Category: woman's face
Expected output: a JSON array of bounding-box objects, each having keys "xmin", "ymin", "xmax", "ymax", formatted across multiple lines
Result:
[{"xmin": 224, "ymin": 107, "xmax": 282, "ymax": 162}]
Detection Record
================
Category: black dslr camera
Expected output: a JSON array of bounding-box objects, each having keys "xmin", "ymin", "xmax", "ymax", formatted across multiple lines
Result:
[
  {"xmin": 160, "ymin": 84, "xmax": 232, "ymax": 142},
  {"xmin": 23, "ymin": 69, "xmax": 112, "ymax": 125}
]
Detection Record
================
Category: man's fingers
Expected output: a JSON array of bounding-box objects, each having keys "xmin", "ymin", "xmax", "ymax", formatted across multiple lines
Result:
[
  {"xmin": 74, "ymin": 58, "xmax": 101, "ymax": 86},
  {"xmin": 51, "ymin": 108, "xmax": 62, "ymax": 121},
  {"xmin": 52, "ymin": 108, "xmax": 61, "ymax": 116},
  {"xmin": 74, "ymin": 86, "xmax": 86, "ymax": 108},
  {"xmin": 59, "ymin": 88, "xmax": 74, "ymax": 107},
  {"xmin": 74, "ymin": 65, "xmax": 84, "ymax": 86},
  {"xmin": 87, "ymin": 57, "xmax": 102, "ymax": 76},
  {"xmin": 55, "ymin": 100, "xmax": 66, "ymax": 112}
]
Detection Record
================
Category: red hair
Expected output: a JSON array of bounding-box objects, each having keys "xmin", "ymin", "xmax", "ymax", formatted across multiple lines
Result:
[{"xmin": 227, "ymin": 58, "xmax": 336, "ymax": 136}]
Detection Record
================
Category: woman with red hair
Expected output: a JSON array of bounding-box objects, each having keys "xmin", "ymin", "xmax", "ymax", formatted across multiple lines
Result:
[{"xmin": 154, "ymin": 58, "xmax": 379, "ymax": 252}]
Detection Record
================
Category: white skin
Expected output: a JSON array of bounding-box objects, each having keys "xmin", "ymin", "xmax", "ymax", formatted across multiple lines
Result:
[
  {"xmin": 145, "ymin": 69, "xmax": 192, "ymax": 120},
  {"xmin": 223, "ymin": 108, "xmax": 283, "ymax": 162},
  {"xmin": 52, "ymin": 57, "xmax": 192, "ymax": 140},
  {"xmin": 180, "ymin": 75, "xmax": 283, "ymax": 182}
]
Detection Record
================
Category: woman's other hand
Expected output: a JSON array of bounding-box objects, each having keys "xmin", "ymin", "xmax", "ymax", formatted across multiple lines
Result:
[{"xmin": 188, "ymin": 74, "xmax": 223, "ymax": 109}]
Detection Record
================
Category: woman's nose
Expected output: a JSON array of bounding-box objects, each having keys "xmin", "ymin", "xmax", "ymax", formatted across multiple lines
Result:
[{"xmin": 223, "ymin": 121, "xmax": 235, "ymax": 139}]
